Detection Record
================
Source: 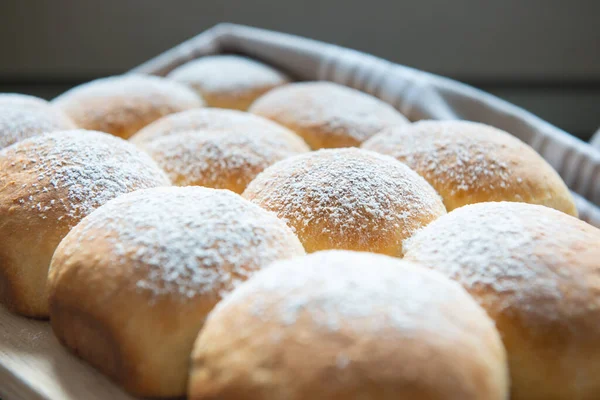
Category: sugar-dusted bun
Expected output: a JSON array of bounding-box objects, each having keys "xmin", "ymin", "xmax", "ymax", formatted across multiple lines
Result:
[
  {"xmin": 144, "ymin": 128, "xmax": 309, "ymax": 193},
  {"xmin": 129, "ymin": 108, "xmax": 298, "ymax": 146},
  {"xmin": 48, "ymin": 187, "xmax": 304, "ymax": 397},
  {"xmin": 242, "ymin": 148, "xmax": 446, "ymax": 255},
  {"xmin": 0, "ymin": 103, "xmax": 75, "ymax": 149},
  {"xmin": 249, "ymin": 81, "xmax": 409, "ymax": 149},
  {"xmin": 0, "ymin": 93, "xmax": 53, "ymax": 111},
  {"xmin": 362, "ymin": 120, "xmax": 576, "ymax": 215},
  {"xmin": 403, "ymin": 202, "xmax": 600, "ymax": 400},
  {"xmin": 53, "ymin": 75, "xmax": 204, "ymax": 139},
  {"xmin": 189, "ymin": 250, "xmax": 509, "ymax": 400},
  {"xmin": 167, "ymin": 55, "xmax": 290, "ymax": 110},
  {"xmin": 0, "ymin": 130, "xmax": 170, "ymax": 317}
]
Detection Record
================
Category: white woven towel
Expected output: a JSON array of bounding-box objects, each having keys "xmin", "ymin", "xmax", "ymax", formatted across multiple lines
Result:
[
  {"xmin": 592, "ymin": 128, "xmax": 600, "ymax": 150},
  {"xmin": 132, "ymin": 23, "xmax": 600, "ymax": 227}
]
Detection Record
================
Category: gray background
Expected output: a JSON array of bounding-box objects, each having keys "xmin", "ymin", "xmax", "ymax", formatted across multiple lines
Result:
[{"xmin": 1, "ymin": 0, "xmax": 598, "ymax": 139}]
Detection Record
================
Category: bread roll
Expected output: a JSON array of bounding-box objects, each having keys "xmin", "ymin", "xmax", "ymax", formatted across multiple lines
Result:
[
  {"xmin": 144, "ymin": 128, "xmax": 309, "ymax": 193},
  {"xmin": 403, "ymin": 202, "xmax": 600, "ymax": 400},
  {"xmin": 242, "ymin": 148, "xmax": 446, "ymax": 255},
  {"xmin": 362, "ymin": 120, "xmax": 576, "ymax": 215},
  {"xmin": 129, "ymin": 108, "xmax": 298, "ymax": 146},
  {"xmin": 0, "ymin": 130, "xmax": 169, "ymax": 317},
  {"xmin": 53, "ymin": 75, "xmax": 204, "ymax": 139},
  {"xmin": 167, "ymin": 55, "xmax": 289, "ymax": 110},
  {"xmin": 0, "ymin": 103, "xmax": 75, "ymax": 149},
  {"xmin": 48, "ymin": 187, "xmax": 304, "ymax": 397},
  {"xmin": 189, "ymin": 250, "xmax": 509, "ymax": 400},
  {"xmin": 249, "ymin": 82, "xmax": 409, "ymax": 149}
]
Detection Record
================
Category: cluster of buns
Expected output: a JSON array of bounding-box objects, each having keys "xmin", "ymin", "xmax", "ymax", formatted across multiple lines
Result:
[{"xmin": 1, "ymin": 54, "xmax": 598, "ymax": 400}]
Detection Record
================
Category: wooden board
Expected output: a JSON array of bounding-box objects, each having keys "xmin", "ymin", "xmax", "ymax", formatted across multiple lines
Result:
[{"xmin": 0, "ymin": 305, "xmax": 134, "ymax": 400}]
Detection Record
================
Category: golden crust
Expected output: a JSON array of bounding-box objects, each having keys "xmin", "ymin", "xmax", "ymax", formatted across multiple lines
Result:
[
  {"xmin": 242, "ymin": 148, "xmax": 446, "ymax": 256},
  {"xmin": 362, "ymin": 120, "xmax": 577, "ymax": 215},
  {"xmin": 189, "ymin": 250, "xmax": 509, "ymax": 400},
  {"xmin": 144, "ymin": 128, "xmax": 309, "ymax": 193},
  {"xmin": 249, "ymin": 82, "xmax": 409, "ymax": 149},
  {"xmin": 47, "ymin": 187, "xmax": 305, "ymax": 397},
  {"xmin": 403, "ymin": 202, "xmax": 600, "ymax": 400},
  {"xmin": 49, "ymin": 237, "xmax": 216, "ymax": 396},
  {"xmin": 0, "ymin": 130, "xmax": 169, "ymax": 317},
  {"xmin": 52, "ymin": 75, "xmax": 204, "ymax": 139},
  {"xmin": 167, "ymin": 55, "xmax": 290, "ymax": 111}
]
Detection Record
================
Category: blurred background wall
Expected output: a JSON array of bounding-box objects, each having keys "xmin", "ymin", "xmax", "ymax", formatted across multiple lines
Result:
[{"xmin": 0, "ymin": 0, "xmax": 598, "ymax": 140}]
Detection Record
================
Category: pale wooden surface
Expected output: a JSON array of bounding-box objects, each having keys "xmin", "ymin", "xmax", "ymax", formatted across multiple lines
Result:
[{"xmin": 0, "ymin": 305, "xmax": 134, "ymax": 400}]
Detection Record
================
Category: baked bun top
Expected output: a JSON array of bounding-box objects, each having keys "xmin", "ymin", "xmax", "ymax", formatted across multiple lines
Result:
[
  {"xmin": 144, "ymin": 128, "xmax": 309, "ymax": 193},
  {"xmin": 0, "ymin": 129, "xmax": 170, "ymax": 228},
  {"xmin": 249, "ymin": 81, "xmax": 409, "ymax": 149},
  {"xmin": 167, "ymin": 55, "xmax": 289, "ymax": 110},
  {"xmin": 404, "ymin": 201, "xmax": 600, "ymax": 341},
  {"xmin": 129, "ymin": 108, "xmax": 298, "ymax": 146},
  {"xmin": 362, "ymin": 120, "xmax": 576, "ymax": 215},
  {"xmin": 50, "ymin": 186, "xmax": 304, "ymax": 301},
  {"xmin": 243, "ymin": 148, "xmax": 446, "ymax": 255},
  {"xmin": 53, "ymin": 75, "xmax": 204, "ymax": 139}
]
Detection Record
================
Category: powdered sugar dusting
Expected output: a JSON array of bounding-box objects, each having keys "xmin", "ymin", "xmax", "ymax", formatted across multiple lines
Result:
[
  {"xmin": 242, "ymin": 148, "xmax": 446, "ymax": 254},
  {"xmin": 249, "ymin": 81, "xmax": 409, "ymax": 147},
  {"xmin": 130, "ymin": 108, "xmax": 301, "ymax": 145},
  {"xmin": 0, "ymin": 130, "xmax": 170, "ymax": 225},
  {"xmin": 70, "ymin": 187, "xmax": 304, "ymax": 299},
  {"xmin": 363, "ymin": 121, "xmax": 518, "ymax": 199},
  {"xmin": 145, "ymin": 129, "xmax": 308, "ymax": 192},
  {"xmin": 52, "ymin": 74, "xmax": 203, "ymax": 138},
  {"xmin": 403, "ymin": 202, "xmax": 600, "ymax": 319},
  {"xmin": 168, "ymin": 55, "xmax": 288, "ymax": 97},
  {"xmin": 215, "ymin": 250, "xmax": 491, "ymax": 335},
  {"xmin": 0, "ymin": 106, "xmax": 75, "ymax": 149}
]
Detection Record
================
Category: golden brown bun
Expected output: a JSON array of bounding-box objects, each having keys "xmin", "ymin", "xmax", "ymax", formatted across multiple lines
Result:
[
  {"xmin": 129, "ymin": 108, "xmax": 299, "ymax": 146},
  {"xmin": 189, "ymin": 250, "xmax": 509, "ymax": 400},
  {"xmin": 0, "ymin": 103, "xmax": 75, "ymax": 149},
  {"xmin": 52, "ymin": 75, "xmax": 204, "ymax": 139},
  {"xmin": 0, "ymin": 93, "xmax": 53, "ymax": 110},
  {"xmin": 403, "ymin": 202, "xmax": 600, "ymax": 400},
  {"xmin": 249, "ymin": 81, "xmax": 409, "ymax": 149},
  {"xmin": 0, "ymin": 130, "xmax": 169, "ymax": 317},
  {"xmin": 48, "ymin": 187, "xmax": 304, "ymax": 397},
  {"xmin": 167, "ymin": 55, "xmax": 290, "ymax": 110},
  {"xmin": 144, "ymin": 128, "xmax": 309, "ymax": 193},
  {"xmin": 362, "ymin": 120, "xmax": 577, "ymax": 215},
  {"xmin": 242, "ymin": 148, "xmax": 446, "ymax": 255}
]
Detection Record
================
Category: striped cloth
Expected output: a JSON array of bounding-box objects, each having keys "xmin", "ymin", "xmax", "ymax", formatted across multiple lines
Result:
[
  {"xmin": 592, "ymin": 128, "xmax": 600, "ymax": 150},
  {"xmin": 132, "ymin": 23, "xmax": 600, "ymax": 227}
]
